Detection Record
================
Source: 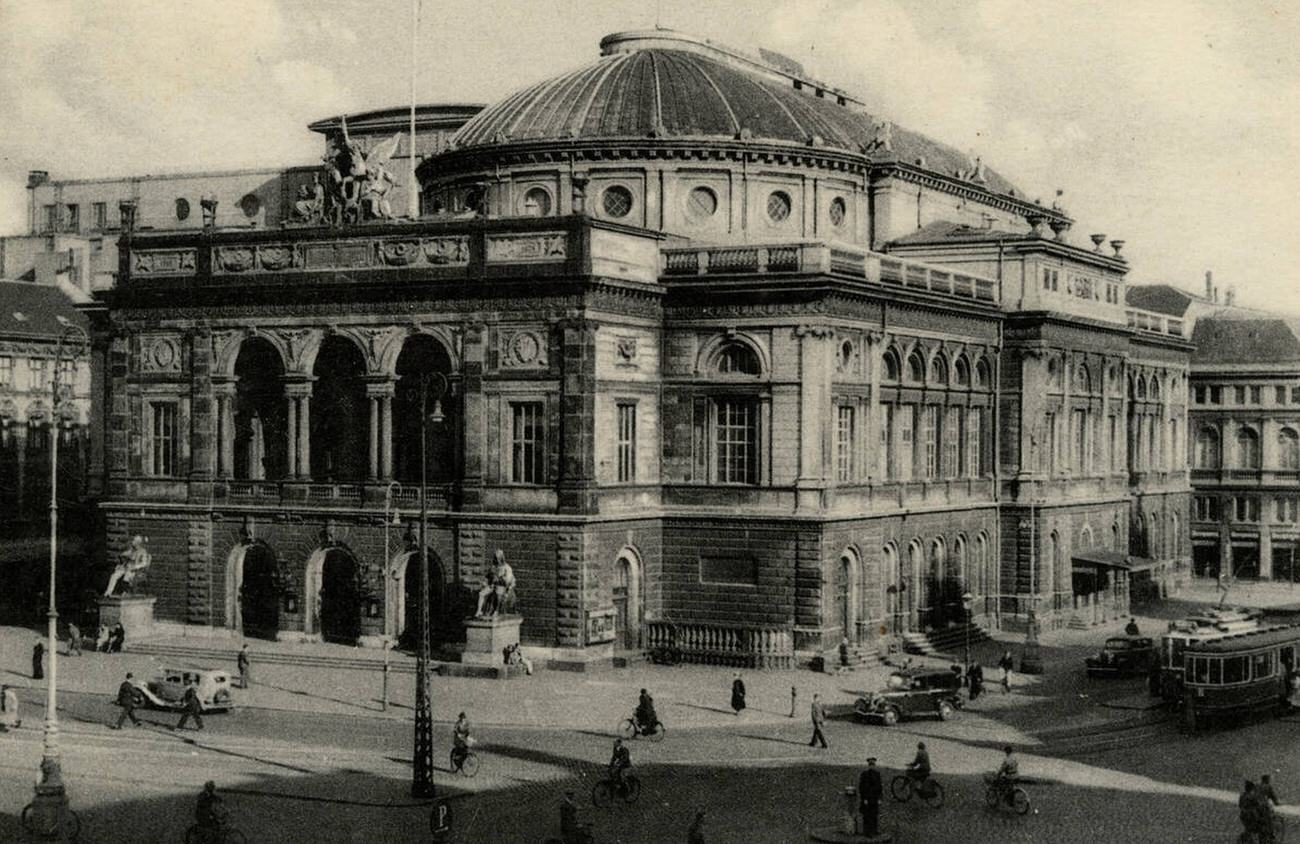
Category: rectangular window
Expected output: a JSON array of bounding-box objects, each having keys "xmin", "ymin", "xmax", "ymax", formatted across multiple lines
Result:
[
  {"xmin": 699, "ymin": 556, "xmax": 758, "ymax": 586},
  {"xmin": 616, "ymin": 402, "xmax": 636, "ymax": 483},
  {"xmin": 880, "ymin": 404, "xmax": 893, "ymax": 481},
  {"xmin": 1278, "ymin": 498, "xmax": 1299, "ymax": 524},
  {"xmin": 922, "ymin": 405, "xmax": 939, "ymax": 479},
  {"xmin": 148, "ymin": 402, "xmax": 179, "ymax": 477},
  {"xmin": 1194, "ymin": 386, "xmax": 1207, "ymax": 405},
  {"xmin": 93, "ymin": 202, "xmax": 107, "ymax": 229},
  {"xmin": 898, "ymin": 405, "xmax": 914, "ymax": 482},
  {"xmin": 1235, "ymin": 496, "xmax": 1259, "ymax": 522},
  {"xmin": 65, "ymin": 203, "xmax": 79, "ymax": 233},
  {"xmin": 1293, "ymin": 386, "xmax": 1300, "ymax": 404},
  {"xmin": 1194, "ymin": 496, "xmax": 1221, "ymax": 521},
  {"xmin": 1210, "ymin": 386, "xmax": 1222, "ymax": 405},
  {"xmin": 1109, "ymin": 415, "xmax": 1119, "ymax": 471},
  {"xmin": 42, "ymin": 204, "xmax": 57, "ymax": 233},
  {"xmin": 510, "ymin": 401, "xmax": 545, "ymax": 484},
  {"xmin": 966, "ymin": 407, "xmax": 981, "ymax": 478},
  {"xmin": 943, "ymin": 406, "xmax": 960, "ymax": 479},
  {"xmin": 1250, "ymin": 385, "xmax": 1262, "ymax": 404},
  {"xmin": 1073, "ymin": 408, "xmax": 1088, "ymax": 473},
  {"xmin": 1043, "ymin": 412, "xmax": 1057, "ymax": 474},
  {"xmin": 836, "ymin": 404, "xmax": 855, "ymax": 483},
  {"xmin": 1234, "ymin": 385, "xmax": 1246, "ymax": 404},
  {"xmin": 29, "ymin": 358, "xmax": 47, "ymax": 390},
  {"xmin": 0, "ymin": 356, "xmax": 11, "ymax": 387},
  {"xmin": 714, "ymin": 398, "xmax": 758, "ymax": 484}
]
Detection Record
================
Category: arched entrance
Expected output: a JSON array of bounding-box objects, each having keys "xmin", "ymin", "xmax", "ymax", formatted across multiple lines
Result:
[
  {"xmin": 311, "ymin": 337, "xmax": 368, "ymax": 482},
  {"xmin": 240, "ymin": 543, "xmax": 280, "ymax": 640},
  {"xmin": 233, "ymin": 338, "xmax": 287, "ymax": 480},
  {"xmin": 319, "ymin": 548, "xmax": 361, "ymax": 645},
  {"xmin": 837, "ymin": 549, "xmax": 861, "ymax": 644},
  {"xmin": 613, "ymin": 548, "xmax": 643, "ymax": 650},
  {"xmin": 398, "ymin": 549, "xmax": 444, "ymax": 650},
  {"xmin": 394, "ymin": 335, "xmax": 457, "ymax": 483}
]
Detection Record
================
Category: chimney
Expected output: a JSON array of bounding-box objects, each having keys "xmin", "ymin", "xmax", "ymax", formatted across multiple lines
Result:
[{"xmin": 1205, "ymin": 270, "xmax": 1213, "ymax": 299}]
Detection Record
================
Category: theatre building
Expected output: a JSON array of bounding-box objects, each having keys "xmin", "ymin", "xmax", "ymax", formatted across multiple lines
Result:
[{"xmin": 85, "ymin": 29, "xmax": 1190, "ymax": 666}]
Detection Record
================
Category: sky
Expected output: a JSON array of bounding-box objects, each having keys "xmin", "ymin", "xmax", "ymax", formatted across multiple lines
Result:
[{"xmin": 1, "ymin": 0, "xmax": 1297, "ymax": 309}]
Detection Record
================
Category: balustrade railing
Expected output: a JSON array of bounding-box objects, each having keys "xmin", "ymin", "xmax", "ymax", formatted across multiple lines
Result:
[{"xmin": 644, "ymin": 620, "xmax": 793, "ymax": 669}]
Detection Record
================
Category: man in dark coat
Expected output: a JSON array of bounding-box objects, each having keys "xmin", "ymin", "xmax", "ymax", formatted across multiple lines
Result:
[
  {"xmin": 809, "ymin": 693, "xmax": 828, "ymax": 748},
  {"xmin": 859, "ymin": 757, "xmax": 883, "ymax": 836},
  {"xmin": 968, "ymin": 663, "xmax": 984, "ymax": 700},
  {"xmin": 112, "ymin": 672, "xmax": 141, "ymax": 729},
  {"xmin": 32, "ymin": 641, "xmax": 44, "ymax": 680},
  {"xmin": 176, "ymin": 682, "xmax": 205, "ymax": 731},
  {"xmin": 730, "ymin": 673, "xmax": 746, "ymax": 715},
  {"xmin": 237, "ymin": 644, "xmax": 251, "ymax": 689}
]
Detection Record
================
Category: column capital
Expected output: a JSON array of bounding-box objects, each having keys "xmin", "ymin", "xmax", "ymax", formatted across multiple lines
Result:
[
  {"xmin": 365, "ymin": 379, "xmax": 396, "ymax": 398},
  {"xmin": 284, "ymin": 379, "xmax": 315, "ymax": 398}
]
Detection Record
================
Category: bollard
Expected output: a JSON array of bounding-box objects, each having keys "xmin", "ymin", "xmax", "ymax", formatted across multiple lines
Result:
[
  {"xmin": 381, "ymin": 638, "xmax": 390, "ymax": 712},
  {"xmin": 842, "ymin": 786, "xmax": 858, "ymax": 835},
  {"xmin": 790, "ymin": 685, "xmax": 797, "ymax": 718}
]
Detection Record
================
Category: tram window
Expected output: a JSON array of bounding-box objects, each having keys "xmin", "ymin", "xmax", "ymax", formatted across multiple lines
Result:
[
  {"xmin": 1192, "ymin": 657, "xmax": 1210, "ymax": 683},
  {"xmin": 1222, "ymin": 656, "xmax": 1246, "ymax": 684},
  {"xmin": 1253, "ymin": 651, "xmax": 1275, "ymax": 679},
  {"xmin": 1210, "ymin": 659, "xmax": 1222, "ymax": 684}
]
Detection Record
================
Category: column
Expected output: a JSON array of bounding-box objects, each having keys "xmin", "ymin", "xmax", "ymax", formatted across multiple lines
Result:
[
  {"xmin": 297, "ymin": 394, "xmax": 311, "ymax": 479},
  {"xmin": 13, "ymin": 421, "xmax": 27, "ymax": 517},
  {"xmin": 380, "ymin": 393, "xmax": 394, "ymax": 479},
  {"xmin": 368, "ymin": 394, "xmax": 380, "ymax": 480},
  {"xmin": 866, "ymin": 331, "xmax": 884, "ymax": 481},
  {"xmin": 219, "ymin": 387, "xmax": 236, "ymax": 477},
  {"xmin": 285, "ymin": 396, "xmax": 297, "ymax": 477},
  {"xmin": 794, "ymin": 325, "xmax": 834, "ymax": 511},
  {"xmin": 1261, "ymin": 523, "xmax": 1274, "ymax": 580}
]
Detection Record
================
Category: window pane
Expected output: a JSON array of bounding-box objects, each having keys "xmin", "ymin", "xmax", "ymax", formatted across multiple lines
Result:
[
  {"xmin": 617, "ymin": 403, "xmax": 636, "ymax": 483},
  {"xmin": 511, "ymin": 402, "xmax": 545, "ymax": 484},
  {"xmin": 836, "ymin": 405, "xmax": 854, "ymax": 482},
  {"xmin": 714, "ymin": 399, "xmax": 757, "ymax": 484}
]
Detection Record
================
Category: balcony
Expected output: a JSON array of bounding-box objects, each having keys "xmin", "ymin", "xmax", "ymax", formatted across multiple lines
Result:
[
  {"xmin": 1126, "ymin": 308, "xmax": 1186, "ymax": 338},
  {"xmin": 215, "ymin": 480, "xmax": 453, "ymax": 511},
  {"xmin": 661, "ymin": 241, "xmax": 999, "ymax": 304}
]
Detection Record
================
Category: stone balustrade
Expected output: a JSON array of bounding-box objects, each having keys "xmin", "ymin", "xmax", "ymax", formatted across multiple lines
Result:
[{"xmin": 645, "ymin": 620, "xmax": 793, "ymax": 669}]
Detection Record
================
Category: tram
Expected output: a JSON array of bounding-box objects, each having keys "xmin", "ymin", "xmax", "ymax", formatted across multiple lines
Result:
[
  {"xmin": 1156, "ymin": 608, "xmax": 1262, "ymax": 701},
  {"xmin": 1180, "ymin": 625, "xmax": 1300, "ymax": 730}
]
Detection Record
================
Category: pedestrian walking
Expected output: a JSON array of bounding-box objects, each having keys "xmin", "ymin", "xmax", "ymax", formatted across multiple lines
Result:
[
  {"xmin": 968, "ymin": 663, "xmax": 984, "ymax": 700},
  {"xmin": 859, "ymin": 757, "xmax": 882, "ymax": 836},
  {"xmin": 809, "ymin": 693, "xmax": 828, "ymax": 748},
  {"xmin": 31, "ymin": 640, "xmax": 44, "ymax": 680},
  {"xmin": 789, "ymin": 685, "xmax": 797, "ymax": 718},
  {"xmin": 67, "ymin": 623, "xmax": 82, "ymax": 656},
  {"xmin": 1261, "ymin": 773, "xmax": 1281, "ymax": 807},
  {"xmin": 237, "ymin": 644, "xmax": 251, "ymax": 689},
  {"xmin": 998, "ymin": 650, "xmax": 1014, "ymax": 693},
  {"xmin": 175, "ymin": 682, "xmax": 205, "ymax": 731},
  {"xmin": 1, "ymin": 684, "xmax": 19, "ymax": 731},
  {"xmin": 839, "ymin": 637, "xmax": 851, "ymax": 672},
  {"xmin": 112, "ymin": 673, "xmax": 141, "ymax": 729},
  {"xmin": 687, "ymin": 809, "xmax": 707, "ymax": 844},
  {"xmin": 730, "ymin": 673, "xmax": 746, "ymax": 716}
]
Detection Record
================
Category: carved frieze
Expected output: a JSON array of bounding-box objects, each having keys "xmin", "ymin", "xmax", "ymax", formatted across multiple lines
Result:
[
  {"xmin": 486, "ymin": 232, "xmax": 567, "ymax": 263},
  {"xmin": 138, "ymin": 335, "xmax": 183, "ymax": 374},
  {"xmin": 132, "ymin": 249, "xmax": 196, "ymax": 276},
  {"xmin": 615, "ymin": 335, "xmax": 639, "ymax": 367},
  {"xmin": 423, "ymin": 237, "xmax": 469, "ymax": 265},
  {"xmin": 259, "ymin": 245, "xmax": 296, "ymax": 271},
  {"xmin": 216, "ymin": 247, "xmax": 256, "ymax": 273},
  {"xmin": 379, "ymin": 240, "xmax": 421, "ymax": 266},
  {"xmin": 499, "ymin": 329, "xmax": 548, "ymax": 369}
]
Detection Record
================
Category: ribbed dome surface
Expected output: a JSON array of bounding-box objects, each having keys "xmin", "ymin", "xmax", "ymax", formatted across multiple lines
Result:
[{"xmin": 452, "ymin": 48, "xmax": 1019, "ymax": 197}]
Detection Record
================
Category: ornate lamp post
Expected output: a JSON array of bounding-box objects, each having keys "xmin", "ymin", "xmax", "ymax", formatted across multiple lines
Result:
[
  {"xmin": 961, "ymin": 592, "xmax": 975, "ymax": 671},
  {"xmin": 406, "ymin": 372, "xmax": 446, "ymax": 798},
  {"xmin": 26, "ymin": 315, "xmax": 87, "ymax": 839}
]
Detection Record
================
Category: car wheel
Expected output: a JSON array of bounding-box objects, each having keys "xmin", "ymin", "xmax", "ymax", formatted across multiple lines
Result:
[
  {"xmin": 881, "ymin": 707, "xmax": 900, "ymax": 726},
  {"xmin": 937, "ymin": 700, "xmax": 955, "ymax": 721}
]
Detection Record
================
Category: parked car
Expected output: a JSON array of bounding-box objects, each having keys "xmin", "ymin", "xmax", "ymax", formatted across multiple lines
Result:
[
  {"xmin": 1085, "ymin": 636, "xmax": 1156, "ymax": 678},
  {"xmin": 129, "ymin": 668, "xmax": 236, "ymax": 712},
  {"xmin": 854, "ymin": 668, "xmax": 963, "ymax": 726}
]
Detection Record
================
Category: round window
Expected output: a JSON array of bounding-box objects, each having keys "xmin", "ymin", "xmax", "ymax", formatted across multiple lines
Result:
[
  {"xmin": 828, "ymin": 196, "xmax": 846, "ymax": 228},
  {"xmin": 239, "ymin": 193, "xmax": 261, "ymax": 218},
  {"xmin": 687, "ymin": 186, "xmax": 718, "ymax": 220},
  {"xmin": 766, "ymin": 191, "xmax": 791, "ymax": 223},
  {"xmin": 522, "ymin": 187, "xmax": 552, "ymax": 217},
  {"xmin": 602, "ymin": 185, "xmax": 633, "ymax": 218},
  {"xmin": 175, "ymin": 198, "xmax": 191, "ymax": 221}
]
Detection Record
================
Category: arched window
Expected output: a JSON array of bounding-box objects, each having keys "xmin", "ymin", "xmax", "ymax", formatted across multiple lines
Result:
[
  {"xmin": 1047, "ymin": 357, "xmax": 1062, "ymax": 389},
  {"xmin": 1280, "ymin": 428, "xmax": 1300, "ymax": 470},
  {"xmin": 1081, "ymin": 525, "xmax": 1093, "ymax": 550},
  {"xmin": 975, "ymin": 358, "xmax": 991, "ymax": 389},
  {"xmin": 883, "ymin": 349, "xmax": 901, "ymax": 382},
  {"xmin": 929, "ymin": 354, "xmax": 948, "ymax": 385},
  {"xmin": 521, "ymin": 187, "xmax": 552, "ymax": 217},
  {"xmin": 1135, "ymin": 374, "xmax": 1147, "ymax": 399},
  {"xmin": 716, "ymin": 342, "xmax": 761, "ymax": 375},
  {"xmin": 882, "ymin": 544, "xmax": 900, "ymax": 630},
  {"xmin": 907, "ymin": 351, "xmax": 925, "ymax": 383},
  {"xmin": 1150, "ymin": 376, "xmax": 1161, "ymax": 401},
  {"xmin": 953, "ymin": 357, "xmax": 970, "ymax": 387},
  {"xmin": 1075, "ymin": 364, "xmax": 1091, "ymax": 395},
  {"xmin": 1194, "ymin": 427, "xmax": 1220, "ymax": 469},
  {"xmin": 1237, "ymin": 427, "xmax": 1261, "ymax": 469},
  {"xmin": 974, "ymin": 532, "xmax": 988, "ymax": 596}
]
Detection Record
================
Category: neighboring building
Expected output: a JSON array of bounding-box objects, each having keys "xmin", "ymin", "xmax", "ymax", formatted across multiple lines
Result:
[
  {"xmin": 83, "ymin": 29, "xmax": 1190, "ymax": 664},
  {"xmin": 0, "ymin": 280, "xmax": 93, "ymax": 622}
]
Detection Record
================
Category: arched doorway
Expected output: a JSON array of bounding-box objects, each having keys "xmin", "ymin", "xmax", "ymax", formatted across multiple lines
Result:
[
  {"xmin": 319, "ymin": 548, "xmax": 361, "ymax": 644},
  {"xmin": 925, "ymin": 538, "xmax": 949, "ymax": 629},
  {"xmin": 612, "ymin": 548, "xmax": 643, "ymax": 650},
  {"xmin": 394, "ymin": 335, "xmax": 457, "ymax": 483},
  {"xmin": 311, "ymin": 336, "xmax": 368, "ymax": 482},
  {"xmin": 837, "ymin": 549, "xmax": 860, "ymax": 644},
  {"xmin": 240, "ymin": 543, "xmax": 280, "ymax": 640},
  {"xmin": 399, "ymin": 549, "xmax": 444, "ymax": 651},
  {"xmin": 234, "ymin": 338, "xmax": 287, "ymax": 479},
  {"xmin": 906, "ymin": 540, "xmax": 923, "ymax": 630},
  {"xmin": 881, "ymin": 544, "xmax": 900, "ymax": 635}
]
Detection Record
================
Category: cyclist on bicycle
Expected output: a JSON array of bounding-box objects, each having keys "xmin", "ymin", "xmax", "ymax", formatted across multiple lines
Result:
[
  {"xmin": 609, "ymin": 738, "xmax": 632, "ymax": 792},
  {"xmin": 907, "ymin": 741, "xmax": 931, "ymax": 784},
  {"xmin": 452, "ymin": 712, "xmax": 472, "ymax": 770},
  {"xmin": 994, "ymin": 746, "xmax": 1019, "ymax": 804},
  {"xmin": 634, "ymin": 689, "xmax": 657, "ymax": 734},
  {"xmin": 559, "ymin": 790, "xmax": 582, "ymax": 843},
  {"xmin": 195, "ymin": 781, "xmax": 225, "ymax": 840}
]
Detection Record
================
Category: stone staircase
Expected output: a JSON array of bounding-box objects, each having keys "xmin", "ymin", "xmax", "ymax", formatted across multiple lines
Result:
[{"xmin": 901, "ymin": 622, "xmax": 992, "ymax": 660}]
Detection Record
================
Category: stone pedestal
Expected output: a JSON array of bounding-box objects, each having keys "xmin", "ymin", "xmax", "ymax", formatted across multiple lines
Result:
[
  {"xmin": 97, "ymin": 595, "xmax": 157, "ymax": 639},
  {"xmin": 461, "ymin": 614, "xmax": 522, "ymax": 667}
]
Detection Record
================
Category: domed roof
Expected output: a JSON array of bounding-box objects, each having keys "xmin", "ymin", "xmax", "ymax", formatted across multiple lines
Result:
[{"xmin": 451, "ymin": 44, "xmax": 1019, "ymax": 197}]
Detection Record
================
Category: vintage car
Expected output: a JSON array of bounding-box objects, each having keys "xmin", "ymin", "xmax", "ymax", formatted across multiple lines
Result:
[
  {"xmin": 130, "ymin": 667, "xmax": 236, "ymax": 712},
  {"xmin": 854, "ymin": 668, "xmax": 964, "ymax": 726},
  {"xmin": 1085, "ymin": 636, "xmax": 1156, "ymax": 677}
]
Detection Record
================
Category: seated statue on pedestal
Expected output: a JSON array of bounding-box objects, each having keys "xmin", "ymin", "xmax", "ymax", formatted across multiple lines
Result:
[
  {"xmin": 104, "ymin": 535, "xmax": 151, "ymax": 597},
  {"xmin": 475, "ymin": 549, "xmax": 516, "ymax": 618}
]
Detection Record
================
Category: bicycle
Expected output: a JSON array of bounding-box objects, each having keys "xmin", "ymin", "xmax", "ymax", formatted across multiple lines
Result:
[
  {"xmin": 591, "ymin": 773, "xmax": 642, "ymax": 807},
  {"xmin": 890, "ymin": 772, "xmax": 945, "ymax": 808},
  {"xmin": 616, "ymin": 717, "xmax": 665, "ymax": 743},
  {"xmin": 1237, "ymin": 814, "xmax": 1287, "ymax": 844},
  {"xmin": 21, "ymin": 803, "xmax": 81, "ymax": 841},
  {"xmin": 983, "ymin": 773, "xmax": 1030, "ymax": 816},
  {"xmin": 184, "ymin": 823, "xmax": 247, "ymax": 844},
  {"xmin": 542, "ymin": 822, "xmax": 596, "ymax": 844},
  {"xmin": 449, "ymin": 746, "xmax": 481, "ymax": 777}
]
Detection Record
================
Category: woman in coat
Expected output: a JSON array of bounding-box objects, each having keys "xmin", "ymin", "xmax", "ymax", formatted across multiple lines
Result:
[{"xmin": 730, "ymin": 673, "xmax": 746, "ymax": 715}]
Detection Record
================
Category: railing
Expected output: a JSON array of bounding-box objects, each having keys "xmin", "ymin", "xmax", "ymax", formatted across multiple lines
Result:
[
  {"xmin": 645, "ymin": 620, "xmax": 793, "ymax": 669},
  {"xmin": 227, "ymin": 481, "xmax": 279, "ymax": 500},
  {"xmin": 1127, "ymin": 308, "xmax": 1186, "ymax": 338},
  {"xmin": 661, "ymin": 241, "xmax": 999, "ymax": 304}
]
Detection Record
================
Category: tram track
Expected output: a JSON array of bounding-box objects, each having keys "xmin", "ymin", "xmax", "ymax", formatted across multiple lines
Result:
[{"xmin": 1034, "ymin": 712, "xmax": 1180, "ymax": 758}]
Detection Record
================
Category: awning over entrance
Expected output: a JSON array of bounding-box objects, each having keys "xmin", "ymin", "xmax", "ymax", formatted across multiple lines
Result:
[{"xmin": 1072, "ymin": 551, "xmax": 1133, "ymax": 570}]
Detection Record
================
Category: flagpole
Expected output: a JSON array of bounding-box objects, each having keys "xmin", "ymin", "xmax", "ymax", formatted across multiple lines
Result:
[{"xmin": 408, "ymin": 0, "xmax": 419, "ymax": 219}]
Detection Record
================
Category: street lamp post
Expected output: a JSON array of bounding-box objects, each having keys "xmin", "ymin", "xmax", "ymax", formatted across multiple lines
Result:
[
  {"xmin": 961, "ymin": 592, "xmax": 975, "ymax": 671},
  {"xmin": 406, "ymin": 372, "xmax": 446, "ymax": 798},
  {"xmin": 27, "ymin": 315, "xmax": 87, "ymax": 839},
  {"xmin": 1019, "ymin": 425, "xmax": 1045, "ymax": 675}
]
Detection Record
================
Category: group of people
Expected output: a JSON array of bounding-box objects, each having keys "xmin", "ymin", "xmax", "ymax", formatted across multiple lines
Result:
[
  {"xmin": 109, "ymin": 671, "xmax": 208, "ymax": 731},
  {"xmin": 1240, "ymin": 776, "xmax": 1281, "ymax": 842},
  {"xmin": 855, "ymin": 743, "xmax": 1020, "ymax": 836}
]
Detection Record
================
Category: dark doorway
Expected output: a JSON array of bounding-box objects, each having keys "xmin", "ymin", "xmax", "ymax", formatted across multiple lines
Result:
[
  {"xmin": 394, "ymin": 335, "xmax": 457, "ymax": 483},
  {"xmin": 400, "ymin": 549, "xmax": 443, "ymax": 650},
  {"xmin": 1232, "ymin": 545, "xmax": 1260, "ymax": 580},
  {"xmin": 1193, "ymin": 544, "xmax": 1219, "ymax": 579},
  {"xmin": 240, "ymin": 544, "xmax": 279, "ymax": 640},
  {"xmin": 311, "ymin": 337, "xmax": 368, "ymax": 482},
  {"xmin": 234, "ymin": 338, "xmax": 287, "ymax": 480},
  {"xmin": 320, "ymin": 549, "xmax": 361, "ymax": 644}
]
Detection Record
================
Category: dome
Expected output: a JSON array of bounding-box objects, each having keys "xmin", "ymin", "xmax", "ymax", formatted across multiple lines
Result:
[{"xmin": 450, "ymin": 41, "xmax": 1020, "ymax": 198}]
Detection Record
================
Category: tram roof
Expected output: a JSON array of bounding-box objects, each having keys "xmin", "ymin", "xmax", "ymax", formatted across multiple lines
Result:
[{"xmin": 1184, "ymin": 625, "xmax": 1300, "ymax": 654}]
